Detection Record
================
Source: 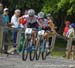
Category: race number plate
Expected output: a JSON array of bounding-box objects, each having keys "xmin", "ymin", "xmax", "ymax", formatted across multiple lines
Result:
[
  {"xmin": 25, "ymin": 28, "xmax": 32, "ymax": 34},
  {"xmin": 38, "ymin": 30, "xmax": 45, "ymax": 35}
]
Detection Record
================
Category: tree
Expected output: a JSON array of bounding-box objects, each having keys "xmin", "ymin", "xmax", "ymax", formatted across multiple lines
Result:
[
  {"xmin": 5, "ymin": 0, "xmax": 44, "ymax": 13},
  {"xmin": 1, "ymin": 0, "xmax": 75, "ymax": 33}
]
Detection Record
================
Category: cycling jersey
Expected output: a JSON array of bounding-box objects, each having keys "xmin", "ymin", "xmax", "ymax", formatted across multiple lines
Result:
[
  {"xmin": 23, "ymin": 15, "xmax": 38, "ymax": 29},
  {"xmin": 37, "ymin": 18, "xmax": 50, "ymax": 31}
]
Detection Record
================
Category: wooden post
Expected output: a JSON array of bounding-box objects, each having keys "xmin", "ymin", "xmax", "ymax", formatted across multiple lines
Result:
[
  {"xmin": 0, "ymin": 27, "xmax": 3, "ymax": 53},
  {"xmin": 16, "ymin": 29, "xmax": 22, "ymax": 49},
  {"xmin": 50, "ymin": 34, "xmax": 57, "ymax": 52}
]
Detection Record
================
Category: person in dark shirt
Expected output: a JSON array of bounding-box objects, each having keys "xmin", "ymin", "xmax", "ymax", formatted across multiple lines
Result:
[
  {"xmin": 2, "ymin": 8, "xmax": 9, "ymax": 54},
  {"xmin": 0, "ymin": 3, "xmax": 5, "ymax": 26}
]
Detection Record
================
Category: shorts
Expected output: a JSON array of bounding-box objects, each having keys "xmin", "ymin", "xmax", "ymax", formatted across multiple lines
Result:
[
  {"xmin": 66, "ymin": 40, "xmax": 75, "ymax": 50},
  {"xmin": 27, "ymin": 22, "xmax": 38, "ymax": 29}
]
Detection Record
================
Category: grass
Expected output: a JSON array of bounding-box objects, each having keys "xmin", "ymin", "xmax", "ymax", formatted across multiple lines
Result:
[
  {"xmin": 51, "ymin": 38, "xmax": 67, "ymax": 57},
  {"xmin": 55, "ymin": 38, "xmax": 67, "ymax": 48},
  {"xmin": 52, "ymin": 50, "xmax": 65, "ymax": 57}
]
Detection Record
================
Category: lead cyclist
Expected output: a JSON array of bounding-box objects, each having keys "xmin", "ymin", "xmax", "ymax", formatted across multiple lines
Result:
[{"xmin": 22, "ymin": 9, "xmax": 39, "ymax": 47}]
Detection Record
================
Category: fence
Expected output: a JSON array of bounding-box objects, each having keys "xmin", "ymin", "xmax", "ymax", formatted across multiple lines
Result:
[
  {"xmin": 0, "ymin": 27, "xmax": 25, "ymax": 53},
  {"xmin": 0, "ymin": 26, "xmax": 74, "ymax": 54}
]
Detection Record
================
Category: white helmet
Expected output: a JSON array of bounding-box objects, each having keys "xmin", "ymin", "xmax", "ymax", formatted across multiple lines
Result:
[
  {"xmin": 28, "ymin": 9, "xmax": 35, "ymax": 16},
  {"xmin": 38, "ymin": 12, "xmax": 44, "ymax": 19}
]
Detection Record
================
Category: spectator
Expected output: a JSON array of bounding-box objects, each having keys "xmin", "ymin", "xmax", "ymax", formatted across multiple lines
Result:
[
  {"xmin": 2, "ymin": 8, "xmax": 9, "ymax": 54},
  {"xmin": 11, "ymin": 9, "xmax": 21, "ymax": 28},
  {"xmin": 0, "ymin": 3, "xmax": 5, "ymax": 26},
  {"xmin": 11, "ymin": 9, "xmax": 21, "ymax": 54},
  {"xmin": 63, "ymin": 21, "xmax": 70, "ymax": 57},
  {"xmin": 66, "ymin": 23, "xmax": 75, "ymax": 60},
  {"xmin": 3, "ymin": 8, "xmax": 9, "ymax": 25},
  {"xmin": 63, "ymin": 21, "xmax": 70, "ymax": 36}
]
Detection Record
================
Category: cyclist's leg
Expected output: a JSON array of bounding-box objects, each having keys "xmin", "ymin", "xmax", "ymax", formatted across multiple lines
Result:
[
  {"xmin": 44, "ymin": 32, "xmax": 49, "ymax": 48},
  {"xmin": 30, "ymin": 22, "xmax": 38, "ymax": 46},
  {"xmin": 44, "ymin": 32, "xmax": 49, "ymax": 40},
  {"xmin": 31, "ymin": 30, "xmax": 37, "ymax": 46}
]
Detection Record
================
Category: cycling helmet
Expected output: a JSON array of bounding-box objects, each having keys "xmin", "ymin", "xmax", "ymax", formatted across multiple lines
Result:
[
  {"xmin": 38, "ymin": 12, "xmax": 44, "ymax": 19},
  {"xmin": 28, "ymin": 9, "xmax": 35, "ymax": 16}
]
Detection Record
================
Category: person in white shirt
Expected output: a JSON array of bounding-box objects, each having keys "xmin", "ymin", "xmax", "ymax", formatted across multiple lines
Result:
[
  {"xmin": 66, "ymin": 26, "xmax": 74, "ymax": 38},
  {"xmin": 11, "ymin": 9, "xmax": 21, "ymax": 28},
  {"xmin": 11, "ymin": 9, "xmax": 21, "ymax": 51},
  {"xmin": 66, "ymin": 23, "xmax": 75, "ymax": 60}
]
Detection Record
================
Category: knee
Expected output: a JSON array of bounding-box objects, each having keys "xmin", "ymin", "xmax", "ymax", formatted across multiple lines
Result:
[{"xmin": 44, "ymin": 32, "xmax": 48, "ymax": 38}]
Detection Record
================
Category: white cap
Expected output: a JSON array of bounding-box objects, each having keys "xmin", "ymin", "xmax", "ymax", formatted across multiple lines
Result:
[
  {"xmin": 3, "ymin": 8, "xmax": 8, "ymax": 12},
  {"xmin": 15, "ymin": 9, "xmax": 21, "ymax": 13}
]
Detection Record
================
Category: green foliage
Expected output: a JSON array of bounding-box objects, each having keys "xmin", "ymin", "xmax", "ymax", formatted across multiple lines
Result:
[
  {"xmin": 2, "ymin": 0, "xmax": 75, "ymax": 15},
  {"xmin": 56, "ymin": 0, "xmax": 75, "ymax": 15},
  {"xmin": 6, "ymin": 0, "xmax": 44, "ymax": 13},
  {"xmin": 42, "ymin": 0, "xmax": 75, "ymax": 16},
  {"xmin": 42, "ymin": 0, "xmax": 59, "ymax": 14}
]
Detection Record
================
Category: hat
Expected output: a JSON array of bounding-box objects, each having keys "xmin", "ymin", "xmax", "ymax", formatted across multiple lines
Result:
[{"xmin": 3, "ymin": 8, "xmax": 8, "ymax": 12}]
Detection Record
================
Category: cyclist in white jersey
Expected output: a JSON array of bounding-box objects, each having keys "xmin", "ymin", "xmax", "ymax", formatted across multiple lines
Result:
[
  {"xmin": 23, "ymin": 9, "xmax": 38, "ymax": 46},
  {"xmin": 23, "ymin": 9, "xmax": 38, "ymax": 29},
  {"xmin": 37, "ymin": 12, "xmax": 51, "ymax": 49}
]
